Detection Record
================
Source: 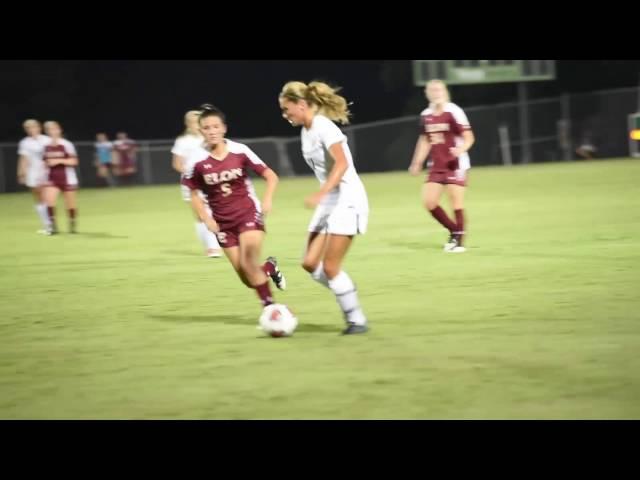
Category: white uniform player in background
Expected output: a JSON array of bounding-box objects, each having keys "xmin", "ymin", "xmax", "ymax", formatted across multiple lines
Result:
[
  {"xmin": 17, "ymin": 119, "xmax": 51, "ymax": 233},
  {"xmin": 279, "ymin": 81, "xmax": 370, "ymax": 335},
  {"xmin": 171, "ymin": 110, "xmax": 222, "ymax": 258}
]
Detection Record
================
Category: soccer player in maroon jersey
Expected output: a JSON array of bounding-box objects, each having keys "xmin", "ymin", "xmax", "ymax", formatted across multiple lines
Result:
[
  {"xmin": 409, "ymin": 80, "xmax": 475, "ymax": 253},
  {"xmin": 182, "ymin": 104, "xmax": 286, "ymax": 311},
  {"xmin": 113, "ymin": 131, "xmax": 138, "ymax": 183},
  {"xmin": 42, "ymin": 121, "xmax": 80, "ymax": 235}
]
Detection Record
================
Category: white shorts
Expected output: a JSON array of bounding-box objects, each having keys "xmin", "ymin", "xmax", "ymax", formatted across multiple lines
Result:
[
  {"xmin": 25, "ymin": 166, "xmax": 47, "ymax": 188},
  {"xmin": 307, "ymin": 203, "xmax": 368, "ymax": 236}
]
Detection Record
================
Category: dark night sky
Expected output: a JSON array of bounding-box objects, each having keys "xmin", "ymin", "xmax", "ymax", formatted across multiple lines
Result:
[{"xmin": 1, "ymin": 60, "xmax": 639, "ymax": 142}]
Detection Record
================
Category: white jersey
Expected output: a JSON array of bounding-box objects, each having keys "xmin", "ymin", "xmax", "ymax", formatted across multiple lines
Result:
[
  {"xmin": 301, "ymin": 114, "xmax": 368, "ymax": 212},
  {"xmin": 173, "ymin": 134, "xmax": 209, "ymax": 202},
  {"xmin": 172, "ymin": 134, "xmax": 208, "ymax": 175},
  {"xmin": 18, "ymin": 135, "xmax": 51, "ymax": 169},
  {"xmin": 18, "ymin": 134, "xmax": 51, "ymax": 187}
]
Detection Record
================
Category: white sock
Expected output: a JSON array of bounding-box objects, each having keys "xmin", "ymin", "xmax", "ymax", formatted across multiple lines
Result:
[
  {"xmin": 195, "ymin": 222, "xmax": 211, "ymax": 250},
  {"xmin": 310, "ymin": 262, "xmax": 330, "ymax": 289},
  {"xmin": 328, "ymin": 270, "xmax": 367, "ymax": 326},
  {"xmin": 36, "ymin": 203, "xmax": 49, "ymax": 228}
]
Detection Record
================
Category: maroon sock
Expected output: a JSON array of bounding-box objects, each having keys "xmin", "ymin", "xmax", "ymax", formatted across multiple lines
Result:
[
  {"xmin": 255, "ymin": 282, "xmax": 274, "ymax": 307},
  {"xmin": 454, "ymin": 209, "xmax": 465, "ymax": 245},
  {"xmin": 262, "ymin": 261, "xmax": 275, "ymax": 277},
  {"xmin": 429, "ymin": 206, "xmax": 457, "ymax": 232},
  {"xmin": 68, "ymin": 208, "xmax": 77, "ymax": 219}
]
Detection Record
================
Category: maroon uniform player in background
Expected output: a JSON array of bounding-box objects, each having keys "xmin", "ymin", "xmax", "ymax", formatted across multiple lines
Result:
[
  {"xmin": 42, "ymin": 121, "xmax": 80, "ymax": 235},
  {"xmin": 113, "ymin": 132, "xmax": 137, "ymax": 184},
  {"xmin": 409, "ymin": 79, "xmax": 475, "ymax": 253},
  {"xmin": 182, "ymin": 104, "xmax": 286, "ymax": 312}
]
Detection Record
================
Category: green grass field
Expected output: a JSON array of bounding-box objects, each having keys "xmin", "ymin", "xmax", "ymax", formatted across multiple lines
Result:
[{"xmin": 1, "ymin": 158, "xmax": 639, "ymax": 419}]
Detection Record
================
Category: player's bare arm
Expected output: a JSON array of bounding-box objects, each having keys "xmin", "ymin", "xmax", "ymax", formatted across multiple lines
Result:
[
  {"xmin": 17, "ymin": 155, "xmax": 28, "ymax": 184},
  {"xmin": 62, "ymin": 156, "xmax": 79, "ymax": 167},
  {"xmin": 449, "ymin": 130, "xmax": 475, "ymax": 158},
  {"xmin": 305, "ymin": 142, "xmax": 348, "ymax": 209},
  {"xmin": 46, "ymin": 157, "xmax": 62, "ymax": 167},
  {"xmin": 260, "ymin": 168, "xmax": 279, "ymax": 216},
  {"xmin": 190, "ymin": 189, "xmax": 219, "ymax": 233},
  {"xmin": 409, "ymin": 135, "xmax": 431, "ymax": 176},
  {"xmin": 172, "ymin": 154, "xmax": 185, "ymax": 174}
]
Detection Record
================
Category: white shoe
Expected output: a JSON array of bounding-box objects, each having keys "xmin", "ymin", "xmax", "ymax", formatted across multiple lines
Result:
[
  {"xmin": 206, "ymin": 248, "xmax": 222, "ymax": 258},
  {"xmin": 444, "ymin": 234, "xmax": 466, "ymax": 253},
  {"xmin": 36, "ymin": 229, "xmax": 48, "ymax": 235},
  {"xmin": 443, "ymin": 233, "xmax": 456, "ymax": 251}
]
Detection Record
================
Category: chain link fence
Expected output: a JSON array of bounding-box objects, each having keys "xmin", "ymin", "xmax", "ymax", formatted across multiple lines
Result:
[{"xmin": 1, "ymin": 86, "xmax": 637, "ymax": 193}]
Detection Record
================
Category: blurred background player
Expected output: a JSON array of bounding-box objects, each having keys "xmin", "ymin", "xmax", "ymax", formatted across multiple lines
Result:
[
  {"xmin": 409, "ymin": 79, "xmax": 475, "ymax": 253},
  {"xmin": 575, "ymin": 129, "xmax": 597, "ymax": 159},
  {"xmin": 171, "ymin": 110, "xmax": 221, "ymax": 258},
  {"xmin": 113, "ymin": 131, "xmax": 138, "ymax": 184},
  {"xmin": 182, "ymin": 104, "xmax": 286, "ymax": 312},
  {"xmin": 94, "ymin": 132, "xmax": 116, "ymax": 187},
  {"xmin": 17, "ymin": 119, "xmax": 51, "ymax": 233},
  {"xmin": 42, "ymin": 121, "xmax": 79, "ymax": 235},
  {"xmin": 279, "ymin": 81, "xmax": 369, "ymax": 335}
]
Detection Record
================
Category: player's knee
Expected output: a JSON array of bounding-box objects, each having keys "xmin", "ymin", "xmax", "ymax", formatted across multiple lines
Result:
[
  {"xmin": 425, "ymin": 198, "xmax": 439, "ymax": 211},
  {"xmin": 301, "ymin": 259, "xmax": 318, "ymax": 273},
  {"xmin": 323, "ymin": 261, "xmax": 340, "ymax": 279}
]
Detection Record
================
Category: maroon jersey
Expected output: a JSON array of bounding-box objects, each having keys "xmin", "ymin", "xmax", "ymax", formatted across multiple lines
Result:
[
  {"xmin": 420, "ymin": 102, "xmax": 472, "ymax": 172},
  {"xmin": 43, "ymin": 139, "xmax": 79, "ymax": 189},
  {"xmin": 113, "ymin": 138, "xmax": 137, "ymax": 167},
  {"xmin": 182, "ymin": 140, "xmax": 268, "ymax": 225}
]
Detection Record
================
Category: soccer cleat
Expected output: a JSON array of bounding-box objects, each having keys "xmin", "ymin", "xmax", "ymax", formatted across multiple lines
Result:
[
  {"xmin": 46, "ymin": 226, "xmax": 58, "ymax": 236},
  {"xmin": 445, "ymin": 236, "xmax": 466, "ymax": 253},
  {"xmin": 444, "ymin": 233, "xmax": 457, "ymax": 251},
  {"xmin": 206, "ymin": 248, "xmax": 222, "ymax": 258},
  {"xmin": 36, "ymin": 229, "xmax": 48, "ymax": 235},
  {"xmin": 69, "ymin": 221, "xmax": 77, "ymax": 234},
  {"xmin": 341, "ymin": 323, "xmax": 369, "ymax": 335},
  {"xmin": 265, "ymin": 256, "xmax": 287, "ymax": 291}
]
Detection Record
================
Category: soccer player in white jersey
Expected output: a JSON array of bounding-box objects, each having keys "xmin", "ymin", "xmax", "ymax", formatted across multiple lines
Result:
[
  {"xmin": 171, "ymin": 110, "xmax": 222, "ymax": 258},
  {"xmin": 17, "ymin": 119, "xmax": 51, "ymax": 233},
  {"xmin": 279, "ymin": 81, "xmax": 369, "ymax": 335},
  {"xmin": 409, "ymin": 79, "xmax": 475, "ymax": 253}
]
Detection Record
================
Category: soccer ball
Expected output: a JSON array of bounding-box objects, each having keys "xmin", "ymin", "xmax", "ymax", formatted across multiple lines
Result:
[{"xmin": 259, "ymin": 304, "xmax": 298, "ymax": 337}]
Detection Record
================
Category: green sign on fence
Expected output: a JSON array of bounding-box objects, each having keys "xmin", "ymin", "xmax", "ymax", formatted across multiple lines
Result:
[{"xmin": 412, "ymin": 60, "xmax": 556, "ymax": 86}]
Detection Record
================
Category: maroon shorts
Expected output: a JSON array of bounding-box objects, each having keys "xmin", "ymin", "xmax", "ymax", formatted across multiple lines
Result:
[
  {"xmin": 45, "ymin": 179, "xmax": 78, "ymax": 192},
  {"xmin": 117, "ymin": 155, "xmax": 136, "ymax": 169},
  {"xmin": 215, "ymin": 209, "xmax": 265, "ymax": 248},
  {"xmin": 426, "ymin": 169, "xmax": 468, "ymax": 187}
]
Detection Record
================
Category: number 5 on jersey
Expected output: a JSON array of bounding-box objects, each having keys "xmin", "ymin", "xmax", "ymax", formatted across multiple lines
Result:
[{"xmin": 221, "ymin": 183, "xmax": 232, "ymax": 197}]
